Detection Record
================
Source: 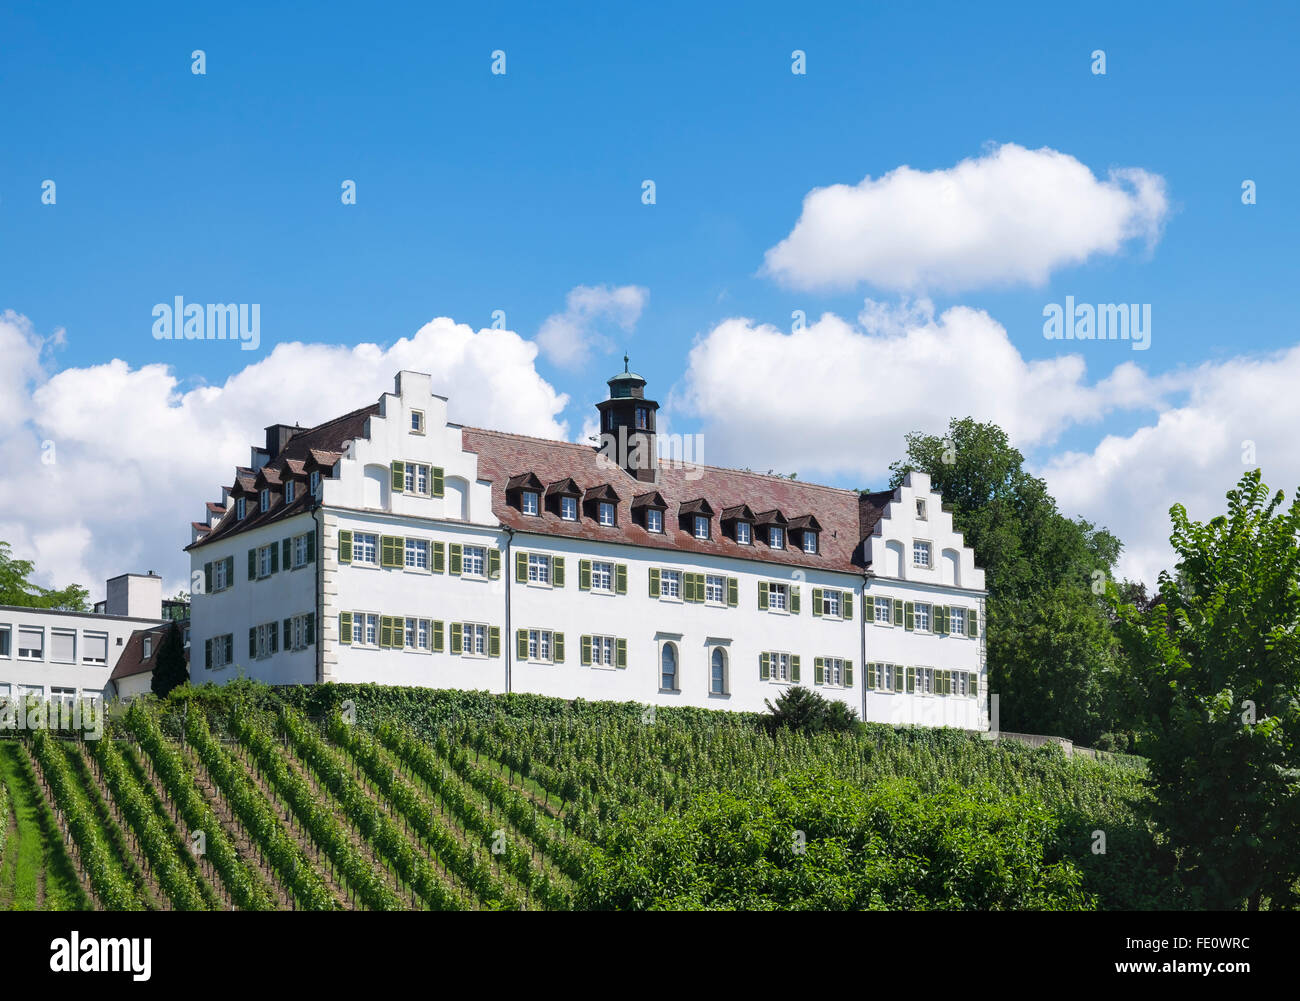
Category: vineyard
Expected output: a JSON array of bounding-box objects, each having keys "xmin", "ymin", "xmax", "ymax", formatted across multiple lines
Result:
[{"xmin": 0, "ymin": 684, "xmax": 1167, "ymax": 910}]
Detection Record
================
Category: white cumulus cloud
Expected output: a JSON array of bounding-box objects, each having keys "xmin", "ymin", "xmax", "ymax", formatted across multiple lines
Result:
[
  {"xmin": 535, "ymin": 284, "xmax": 649, "ymax": 368},
  {"xmin": 762, "ymin": 143, "xmax": 1169, "ymax": 293}
]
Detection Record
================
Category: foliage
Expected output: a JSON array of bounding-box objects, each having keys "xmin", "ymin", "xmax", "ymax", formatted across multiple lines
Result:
[
  {"xmin": 888, "ymin": 417, "xmax": 1124, "ymax": 744},
  {"xmin": 152, "ymin": 622, "xmax": 189, "ymax": 698},
  {"xmin": 1111, "ymin": 469, "xmax": 1300, "ymax": 910},
  {"xmin": 764, "ymin": 686, "xmax": 860, "ymax": 736},
  {"xmin": 0, "ymin": 541, "xmax": 89, "ymax": 611}
]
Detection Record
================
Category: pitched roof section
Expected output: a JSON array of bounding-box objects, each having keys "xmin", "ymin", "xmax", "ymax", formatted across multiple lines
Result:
[
  {"xmin": 858, "ymin": 490, "xmax": 895, "ymax": 550},
  {"xmin": 110, "ymin": 622, "xmax": 186, "ymax": 681},
  {"xmin": 462, "ymin": 427, "xmax": 870, "ymax": 573},
  {"xmin": 188, "ymin": 403, "xmax": 379, "ymax": 551}
]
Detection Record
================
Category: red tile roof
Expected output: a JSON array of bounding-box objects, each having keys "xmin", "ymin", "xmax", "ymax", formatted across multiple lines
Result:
[
  {"xmin": 109, "ymin": 622, "xmax": 185, "ymax": 681},
  {"xmin": 462, "ymin": 427, "xmax": 872, "ymax": 574}
]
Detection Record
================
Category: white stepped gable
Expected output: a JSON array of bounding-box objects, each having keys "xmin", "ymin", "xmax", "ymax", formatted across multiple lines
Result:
[{"xmin": 865, "ymin": 471, "xmax": 985, "ymax": 590}]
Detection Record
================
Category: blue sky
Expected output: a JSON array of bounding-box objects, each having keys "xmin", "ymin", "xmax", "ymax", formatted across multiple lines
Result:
[{"xmin": 2, "ymin": 1, "xmax": 1298, "ymax": 591}]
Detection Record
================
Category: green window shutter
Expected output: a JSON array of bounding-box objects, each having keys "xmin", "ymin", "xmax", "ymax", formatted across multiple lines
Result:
[
  {"xmin": 224, "ymin": 555, "xmax": 234, "ymax": 584},
  {"xmin": 812, "ymin": 588, "xmax": 823, "ymax": 617},
  {"xmin": 969, "ymin": 672, "xmax": 978, "ymax": 697},
  {"xmin": 449, "ymin": 543, "xmax": 462, "ymax": 575},
  {"xmin": 432, "ymin": 467, "xmax": 445, "ymax": 497},
  {"xmin": 379, "ymin": 616, "xmax": 390, "ymax": 648},
  {"xmin": 307, "ymin": 530, "xmax": 316, "ymax": 563},
  {"xmin": 814, "ymin": 657, "xmax": 824, "ymax": 685},
  {"xmin": 727, "ymin": 577, "xmax": 738, "ymax": 607},
  {"xmin": 581, "ymin": 635, "xmax": 592, "ymax": 666},
  {"xmin": 790, "ymin": 585, "xmax": 801, "ymax": 614},
  {"xmin": 760, "ymin": 652, "xmax": 770, "ymax": 681},
  {"xmin": 488, "ymin": 548, "xmax": 501, "ymax": 579},
  {"xmin": 649, "ymin": 567, "xmax": 661, "ymax": 598},
  {"xmin": 843, "ymin": 592, "xmax": 853, "ymax": 620},
  {"xmin": 515, "ymin": 550, "xmax": 528, "ymax": 582},
  {"xmin": 387, "ymin": 535, "xmax": 406, "ymax": 568},
  {"xmin": 391, "ymin": 461, "xmax": 405, "ymax": 492},
  {"xmin": 615, "ymin": 638, "xmax": 627, "ymax": 668},
  {"xmin": 283, "ymin": 618, "xmax": 292, "ymax": 648},
  {"xmin": 894, "ymin": 666, "xmax": 904, "ymax": 693},
  {"xmin": 845, "ymin": 661, "xmax": 853, "ymax": 687},
  {"xmin": 305, "ymin": 613, "xmax": 315, "ymax": 644},
  {"xmin": 904, "ymin": 601, "xmax": 915, "ymax": 631},
  {"xmin": 339, "ymin": 529, "xmax": 353, "ymax": 564},
  {"xmin": 204, "ymin": 562, "xmax": 213, "ymax": 594},
  {"xmin": 248, "ymin": 548, "xmax": 256, "ymax": 580},
  {"xmin": 758, "ymin": 581, "xmax": 769, "ymax": 610},
  {"xmin": 517, "ymin": 629, "xmax": 528, "ymax": 660},
  {"xmin": 969, "ymin": 608, "xmax": 979, "ymax": 637},
  {"xmin": 615, "ymin": 564, "xmax": 628, "ymax": 594},
  {"xmin": 551, "ymin": 556, "xmax": 565, "ymax": 587},
  {"xmin": 906, "ymin": 665, "xmax": 915, "ymax": 692},
  {"xmin": 489, "ymin": 626, "xmax": 501, "ymax": 658},
  {"xmin": 282, "ymin": 538, "xmax": 291, "ymax": 568},
  {"xmin": 867, "ymin": 662, "xmax": 876, "ymax": 689},
  {"xmin": 433, "ymin": 541, "xmax": 446, "ymax": 573},
  {"xmin": 248, "ymin": 627, "xmax": 256, "ymax": 658},
  {"xmin": 270, "ymin": 543, "xmax": 279, "ymax": 574},
  {"xmin": 432, "ymin": 620, "xmax": 444, "ymax": 652},
  {"xmin": 450, "ymin": 622, "xmax": 463, "ymax": 654},
  {"xmin": 205, "ymin": 638, "xmax": 212, "ymax": 669},
  {"xmin": 791, "ymin": 654, "xmax": 801, "ymax": 682},
  {"xmin": 579, "ymin": 559, "xmax": 592, "ymax": 590},
  {"xmin": 892, "ymin": 598, "xmax": 903, "ymax": 626},
  {"xmin": 553, "ymin": 632, "xmax": 564, "ymax": 663},
  {"xmin": 938, "ymin": 606, "xmax": 949, "ymax": 635}
]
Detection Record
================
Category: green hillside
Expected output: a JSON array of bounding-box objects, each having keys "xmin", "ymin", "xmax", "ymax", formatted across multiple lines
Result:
[{"xmin": 0, "ymin": 683, "xmax": 1168, "ymax": 910}]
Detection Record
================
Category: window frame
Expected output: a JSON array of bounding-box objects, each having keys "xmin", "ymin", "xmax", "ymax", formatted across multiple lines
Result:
[
  {"xmin": 559, "ymin": 495, "xmax": 578, "ymax": 521},
  {"xmin": 802, "ymin": 531, "xmax": 818, "ymax": 554},
  {"xmin": 658, "ymin": 569, "xmax": 682, "ymax": 600},
  {"xmin": 410, "ymin": 410, "xmax": 426, "ymax": 434},
  {"xmin": 404, "ymin": 537, "xmax": 430, "ymax": 571},
  {"xmin": 768, "ymin": 581, "xmax": 789, "ymax": 612},
  {"xmin": 768, "ymin": 526, "xmax": 785, "ymax": 550},
  {"xmin": 260, "ymin": 488, "xmax": 270, "ymax": 513},
  {"xmin": 646, "ymin": 508, "xmax": 664, "ymax": 534},
  {"xmin": 353, "ymin": 532, "xmax": 378, "ymax": 566},
  {"xmin": 590, "ymin": 560, "xmax": 613, "ymax": 593},
  {"xmin": 17, "ymin": 626, "xmax": 44, "ymax": 661},
  {"xmin": 704, "ymin": 573, "xmax": 725, "ymax": 604},
  {"xmin": 598, "ymin": 501, "xmax": 616, "ymax": 527},
  {"xmin": 914, "ymin": 602, "xmax": 932, "ymax": 632},
  {"xmin": 735, "ymin": 521, "xmax": 752, "ymax": 545},
  {"xmin": 659, "ymin": 641, "xmax": 679, "ymax": 692},
  {"xmin": 526, "ymin": 553, "xmax": 551, "ymax": 585},
  {"xmin": 521, "ymin": 491, "xmax": 540, "ymax": 516},
  {"xmin": 873, "ymin": 596, "xmax": 891, "ymax": 624},
  {"xmin": 693, "ymin": 514, "xmax": 710, "ymax": 540},
  {"xmin": 913, "ymin": 540, "xmax": 932, "ymax": 568},
  {"xmin": 461, "ymin": 544, "xmax": 486, "ymax": 578},
  {"xmin": 709, "ymin": 646, "xmax": 728, "ymax": 696}
]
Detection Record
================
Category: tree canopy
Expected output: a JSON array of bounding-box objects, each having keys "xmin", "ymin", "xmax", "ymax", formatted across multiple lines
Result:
[{"xmin": 0, "ymin": 541, "xmax": 90, "ymax": 611}]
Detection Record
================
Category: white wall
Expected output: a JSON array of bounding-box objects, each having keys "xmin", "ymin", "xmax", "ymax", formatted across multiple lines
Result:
[{"xmin": 0, "ymin": 605, "xmax": 158, "ymax": 701}]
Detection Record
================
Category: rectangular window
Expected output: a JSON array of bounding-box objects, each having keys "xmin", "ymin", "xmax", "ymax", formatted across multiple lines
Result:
[
  {"xmin": 405, "ymin": 462, "xmax": 431, "ymax": 496},
  {"xmin": 913, "ymin": 540, "xmax": 931, "ymax": 567},
  {"xmin": 769, "ymin": 651, "xmax": 791, "ymax": 682},
  {"xmin": 364, "ymin": 613, "xmax": 378, "ymax": 646},
  {"xmin": 645, "ymin": 508, "xmax": 664, "ymax": 533},
  {"xmin": 875, "ymin": 663, "xmax": 895, "ymax": 691},
  {"xmin": 591, "ymin": 560, "xmax": 613, "ymax": 592},
  {"xmin": 18, "ymin": 626, "xmax": 43, "ymax": 660},
  {"xmin": 257, "ymin": 544, "xmax": 274, "ymax": 578},
  {"xmin": 143, "ymin": 636, "xmax": 153, "ymax": 660},
  {"xmin": 528, "ymin": 629, "xmax": 553, "ymax": 662},
  {"xmin": 823, "ymin": 657, "xmax": 845, "ymax": 687},
  {"xmin": 260, "ymin": 488, "xmax": 270, "ymax": 512},
  {"xmin": 736, "ymin": 521, "xmax": 751, "ymax": 545},
  {"xmin": 82, "ymin": 631, "xmax": 108, "ymax": 664},
  {"xmin": 598, "ymin": 502, "xmax": 615, "ymax": 526},
  {"xmin": 285, "ymin": 481, "xmax": 295, "ymax": 505},
  {"xmin": 404, "ymin": 618, "xmax": 417, "ymax": 649},
  {"xmin": 659, "ymin": 569, "xmax": 682, "ymax": 599},
  {"xmin": 768, "ymin": 582, "xmax": 788, "ymax": 611},
  {"xmin": 950, "ymin": 607, "xmax": 966, "ymax": 636},
  {"xmin": 292, "ymin": 534, "xmax": 308, "ymax": 567},
  {"xmin": 213, "ymin": 558, "xmax": 229, "ymax": 591},
  {"xmin": 635, "ymin": 406, "xmax": 649, "ymax": 430},
  {"xmin": 769, "ymin": 527, "xmax": 784, "ymax": 549},
  {"xmin": 560, "ymin": 496, "xmax": 578, "ymax": 521},
  {"xmin": 591, "ymin": 634, "xmax": 615, "ymax": 667},
  {"xmin": 956, "ymin": 671, "xmax": 968, "ymax": 697},
  {"xmin": 351, "ymin": 614, "xmax": 364, "ymax": 645},
  {"xmin": 693, "ymin": 514, "xmax": 710, "ymax": 540},
  {"xmin": 465, "ymin": 623, "xmax": 488, "ymax": 656},
  {"xmin": 0, "ymin": 626, "xmax": 9, "ymax": 658},
  {"xmin": 522, "ymin": 491, "xmax": 539, "ymax": 515},
  {"xmin": 527, "ymin": 553, "xmax": 551, "ymax": 584},
  {"xmin": 916, "ymin": 498, "xmax": 927, "ymax": 519},
  {"xmin": 874, "ymin": 597, "xmax": 891, "ymax": 623},
  {"xmin": 354, "ymin": 533, "xmax": 378, "ymax": 565},
  {"xmin": 405, "ymin": 538, "xmax": 430, "ymax": 570},
  {"xmin": 914, "ymin": 603, "xmax": 931, "ymax": 632},
  {"xmin": 918, "ymin": 667, "xmax": 934, "ymax": 695},
  {"xmin": 236, "ymin": 497, "xmax": 246, "ymax": 520},
  {"xmin": 461, "ymin": 545, "xmax": 486, "ymax": 577},
  {"xmin": 209, "ymin": 634, "xmax": 234, "ymax": 669},
  {"xmin": 705, "ymin": 574, "xmax": 724, "ymax": 604},
  {"xmin": 411, "ymin": 410, "xmax": 425, "ymax": 433},
  {"xmin": 417, "ymin": 619, "xmax": 430, "ymax": 650},
  {"xmin": 821, "ymin": 590, "xmax": 841, "ymax": 617},
  {"xmin": 310, "ymin": 471, "xmax": 321, "ymax": 498},
  {"xmin": 802, "ymin": 532, "xmax": 818, "ymax": 554},
  {"xmin": 51, "ymin": 629, "xmax": 76, "ymax": 664},
  {"xmin": 254, "ymin": 622, "xmax": 278, "ymax": 659}
]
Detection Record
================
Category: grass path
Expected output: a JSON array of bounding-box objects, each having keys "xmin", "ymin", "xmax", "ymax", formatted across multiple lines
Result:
[{"xmin": 0, "ymin": 742, "xmax": 86, "ymax": 910}]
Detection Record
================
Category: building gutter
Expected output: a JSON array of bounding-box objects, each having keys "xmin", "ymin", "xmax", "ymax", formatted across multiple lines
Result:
[
  {"xmin": 503, "ymin": 525, "xmax": 514, "ymax": 694},
  {"xmin": 861, "ymin": 569, "xmax": 872, "ymax": 722},
  {"xmin": 312, "ymin": 500, "xmax": 325, "ymax": 685}
]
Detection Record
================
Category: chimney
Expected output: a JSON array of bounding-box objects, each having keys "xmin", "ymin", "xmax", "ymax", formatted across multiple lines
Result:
[
  {"xmin": 264, "ymin": 423, "xmax": 301, "ymax": 461},
  {"xmin": 103, "ymin": 572, "xmax": 164, "ymax": 620}
]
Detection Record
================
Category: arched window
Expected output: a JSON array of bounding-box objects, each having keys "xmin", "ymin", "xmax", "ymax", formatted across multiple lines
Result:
[
  {"xmin": 660, "ymin": 643, "xmax": 677, "ymax": 691},
  {"xmin": 710, "ymin": 647, "xmax": 726, "ymax": 695}
]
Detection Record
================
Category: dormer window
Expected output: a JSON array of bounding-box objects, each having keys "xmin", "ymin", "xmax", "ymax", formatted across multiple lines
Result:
[
  {"xmin": 236, "ymin": 497, "xmax": 246, "ymax": 520},
  {"xmin": 769, "ymin": 527, "xmax": 784, "ymax": 549},
  {"xmin": 802, "ymin": 531, "xmax": 818, "ymax": 554},
  {"xmin": 310, "ymin": 471, "xmax": 321, "ymax": 498},
  {"xmin": 522, "ymin": 491, "xmax": 539, "ymax": 516},
  {"xmin": 916, "ymin": 498, "xmax": 927, "ymax": 520},
  {"xmin": 411, "ymin": 410, "xmax": 425, "ymax": 434},
  {"xmin": 693, "ymin": 515, "xmax": 710, "ymax": 540},
  {"xmin": 736, "ymin": 522, "xmax": 751, "ymax": 545},
  {"xmin": 260, "ymin": 488, "xmax": 271, "ymax": 512},
  {"xmin": 598, "ymin": 501, "xmax": 615, "ymax": 526},
  {"xmin": 285, "ymin": 481, "xmax": 295, "ymax": 505},
  {"xmin": 560, "ymin": 496, "xmax": 578, "ymax": 521},
  {"xmin": 647, "ymin": 509, "xmax": 663, "ymax": 533}
]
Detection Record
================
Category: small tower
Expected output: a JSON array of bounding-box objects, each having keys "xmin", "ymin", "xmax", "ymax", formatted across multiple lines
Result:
[{"xmin": 595, "ymin": 355, "xmax": 659, "ymax": 482}]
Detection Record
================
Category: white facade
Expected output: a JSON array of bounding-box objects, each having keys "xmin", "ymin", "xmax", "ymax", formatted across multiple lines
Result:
[{"xmin": 189, "ymin": 371, "xmax": 989, "ymax": 728}]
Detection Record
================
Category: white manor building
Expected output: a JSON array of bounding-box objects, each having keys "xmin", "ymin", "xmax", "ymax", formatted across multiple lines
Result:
[{"xmin": 187, "ymin": 368, "xmax": 988, "ymax": 729}]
